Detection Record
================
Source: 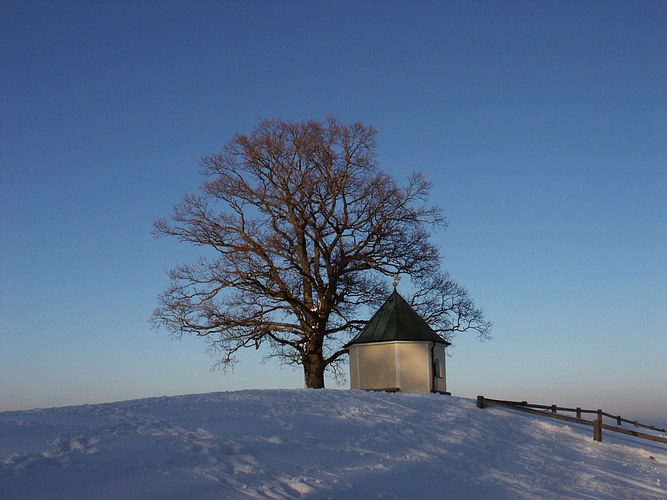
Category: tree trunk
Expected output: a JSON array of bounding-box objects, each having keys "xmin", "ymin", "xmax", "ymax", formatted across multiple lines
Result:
[
  {"xmin": 303, "ymin": 343, "xmax": 326, "ymax": 388},
  {"xmin": 304, "ymin": 362, "xmax": 325, "ymax": 388}
]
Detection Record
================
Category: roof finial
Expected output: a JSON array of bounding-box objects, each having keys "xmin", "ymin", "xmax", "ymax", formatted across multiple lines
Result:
[{"xmin": 393, "ymin": 274, "xmax": 402, "ymax": 288}]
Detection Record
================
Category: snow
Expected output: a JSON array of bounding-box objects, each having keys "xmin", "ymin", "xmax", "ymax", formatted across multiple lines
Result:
[{"xmin": 1, "ymin": 390, "xmax": 665, "ymax": 499}]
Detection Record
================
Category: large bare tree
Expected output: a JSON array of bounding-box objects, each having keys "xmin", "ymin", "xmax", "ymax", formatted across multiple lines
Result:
[{"xmin": 152, "ymin": 117, "xmax": 491, "ymax": 388}]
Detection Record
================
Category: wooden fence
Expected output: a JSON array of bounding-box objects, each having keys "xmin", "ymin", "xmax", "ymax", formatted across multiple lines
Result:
[{"xmin": 476, "ymin": 396, "xmax": 667, "ymax": 445}]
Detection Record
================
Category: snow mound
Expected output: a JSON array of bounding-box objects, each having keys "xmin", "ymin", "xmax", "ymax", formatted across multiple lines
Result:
[{"xmin": 1, "ymin": 389, "xmax": 665, "ymax": 499}]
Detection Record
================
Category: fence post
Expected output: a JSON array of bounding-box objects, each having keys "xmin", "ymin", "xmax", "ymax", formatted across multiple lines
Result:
[
  {"xmin": 477, "ymin": 396, "xmax": 486, "ymax": 409},
  {"xmin": 594, "ymin": 410, "xmax": 603, "ymax": 442},
  {"xmin": 551, "ymin": 404, "xmax": 557, "ymax": 414},
  {"xmin": 617, "ymin": 416, "xmax": 622, "ymax": 426},
  {"xmin": 576, "ymin": 407, "xmax": 581, "ymax": 419}
]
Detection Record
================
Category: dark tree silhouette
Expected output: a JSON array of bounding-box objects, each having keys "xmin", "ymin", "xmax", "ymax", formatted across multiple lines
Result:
[{"xmin": 152, "ymin": 117, "xmax": 491, "ymax": 388}]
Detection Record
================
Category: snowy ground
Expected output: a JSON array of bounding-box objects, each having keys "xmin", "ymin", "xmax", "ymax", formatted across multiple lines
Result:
[{"xmin": 1, "ymin": 390, "xmax": 665, "ymax": 499}]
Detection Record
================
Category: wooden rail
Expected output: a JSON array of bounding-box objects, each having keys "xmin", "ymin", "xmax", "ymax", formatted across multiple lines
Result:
[{"xmin": 476, "ymin": 396, "xmax": 667, "ymax": 445}]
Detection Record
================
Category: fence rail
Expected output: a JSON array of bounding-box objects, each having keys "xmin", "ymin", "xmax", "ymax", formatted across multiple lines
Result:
[{"xmin": 476, "ymin": 396, "xmax": 667, "ymax": 445}]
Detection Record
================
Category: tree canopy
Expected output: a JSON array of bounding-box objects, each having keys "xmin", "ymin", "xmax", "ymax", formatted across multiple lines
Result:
[{"xmin": 152, "ymin": 117, "xmax": 491, "ymax": 387}]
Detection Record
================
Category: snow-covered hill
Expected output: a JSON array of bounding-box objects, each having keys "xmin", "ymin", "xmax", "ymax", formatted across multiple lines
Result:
[{"xmin": 1, "ymin": 390, "xmax": 665, "ymax": 499}]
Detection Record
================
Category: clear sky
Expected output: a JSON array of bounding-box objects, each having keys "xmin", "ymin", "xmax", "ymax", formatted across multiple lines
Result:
[{"xmin": 1, "ymin": 1, "xmax": 665, "ymax": 425}]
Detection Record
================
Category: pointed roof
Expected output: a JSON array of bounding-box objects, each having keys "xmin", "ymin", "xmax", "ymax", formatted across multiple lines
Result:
[{"xmin": 345, "ymin": 290, "xmax": 450, "ymax": 348}]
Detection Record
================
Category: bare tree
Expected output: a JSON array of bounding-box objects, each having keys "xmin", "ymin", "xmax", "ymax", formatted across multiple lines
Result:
[{"xmin": 152, "ymin": 117, "xmax": 491, "ymax": 388}]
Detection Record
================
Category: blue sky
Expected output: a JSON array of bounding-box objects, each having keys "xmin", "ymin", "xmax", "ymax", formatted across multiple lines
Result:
[{"xmin": 1, "ymin": 1, "xmax": 665, "ymax": 424}]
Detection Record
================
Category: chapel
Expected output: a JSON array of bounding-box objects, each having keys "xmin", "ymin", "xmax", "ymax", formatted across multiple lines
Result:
[{"xmin": 345, "ymin": 288, "xmax": 450, "ymax": 394}]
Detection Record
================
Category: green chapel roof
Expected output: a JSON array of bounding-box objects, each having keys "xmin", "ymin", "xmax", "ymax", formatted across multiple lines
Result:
[{"xmin": 344, "ymin": 289, "xmax": 450, "ymax": 348}]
